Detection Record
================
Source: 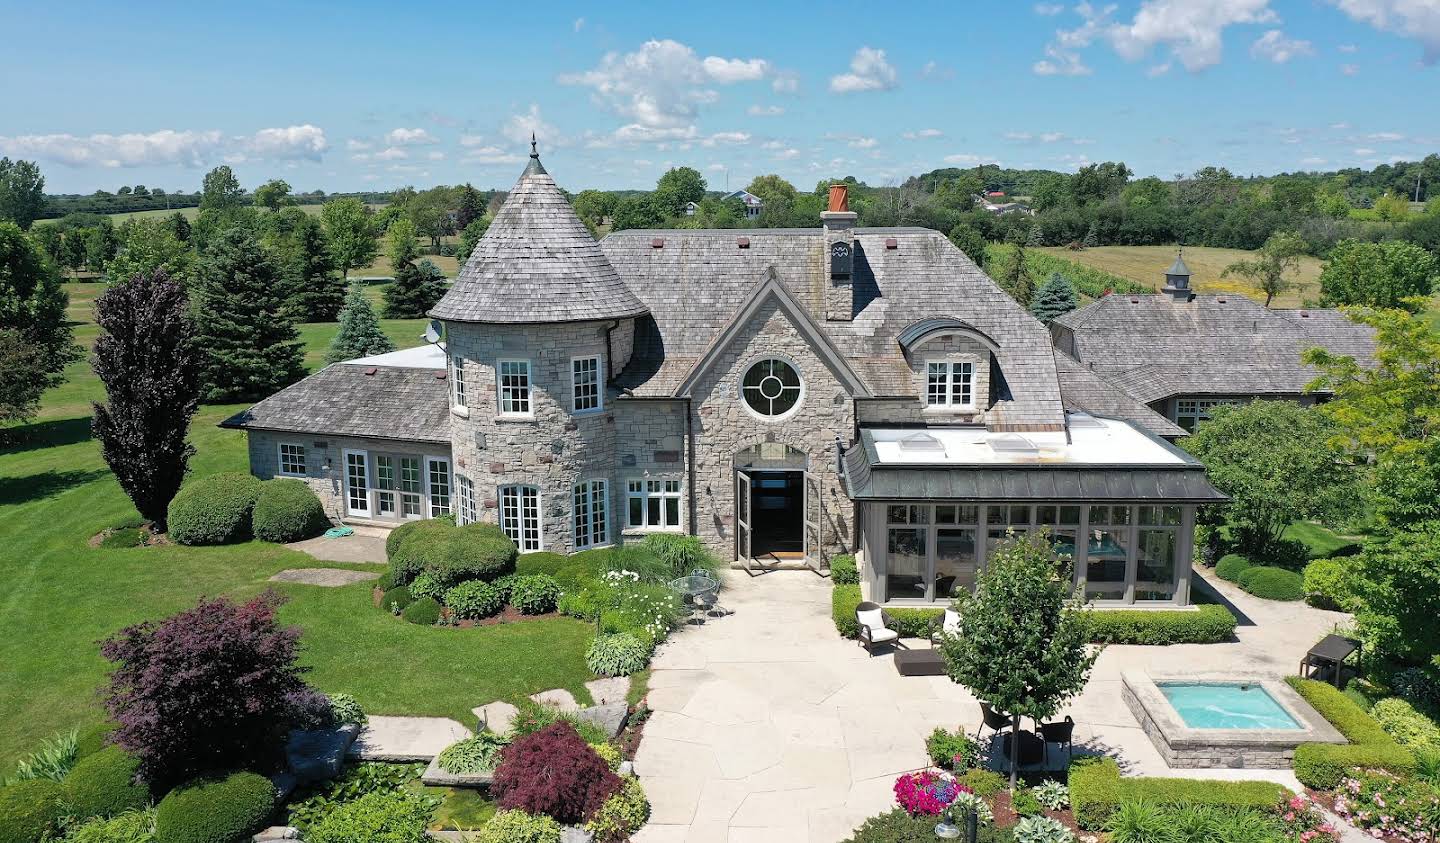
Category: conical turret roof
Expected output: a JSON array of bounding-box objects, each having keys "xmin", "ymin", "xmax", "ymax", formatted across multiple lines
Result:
[{"xmin": 429, "ymin": 144, "xmax": 648, "ymax": 324}]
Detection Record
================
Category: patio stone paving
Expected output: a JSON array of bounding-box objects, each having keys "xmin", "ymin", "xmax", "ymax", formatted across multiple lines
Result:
[
  {"xmin": 346, "ymin": 715, "xmax": 470, "ymax": 762},
  {"xmin": 286, "ymin": 525, "xmax": 389, "ymax": 564},
  {"xmin": 632, "ymin": 567, "xmax": 1351, "ymax": 842},
  {"xmin": 268, "ymin": 568, "xmax": 378, "ymax": 587}
]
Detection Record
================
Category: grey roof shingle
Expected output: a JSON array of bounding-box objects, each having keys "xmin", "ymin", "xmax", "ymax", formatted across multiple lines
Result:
[
  {"xmin": 1052, "ymin": 294, "xmax": 1375, "ymax": 403},
  {"xmin": 220, "ymin": 364, "xmax": 451, "ymax": 444},
  {"xmin": 601, "ymin": 227, "xmax": 1066, "ymax": 428},
  {"xmin": 430, "ymin": 153, "xmax": 649, "ymax": 324},
  {"xmin": 1051, "ymin": 353, "xmax": 1186, "ymax": 437}
]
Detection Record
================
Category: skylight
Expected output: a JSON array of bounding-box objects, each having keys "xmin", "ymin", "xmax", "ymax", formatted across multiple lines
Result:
[
  {"xmin": 898, "ymin": 432, "xmax": 945, "ymax": 453},
  {"xmin": 987, "ymin": 433, "xmax": 1040, "ymax": 455}
]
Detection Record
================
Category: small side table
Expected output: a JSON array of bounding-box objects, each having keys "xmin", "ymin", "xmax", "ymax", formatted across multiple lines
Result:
[{"xmin": 894, "ymin": 649, "xmax": 946, "ymax": 676}]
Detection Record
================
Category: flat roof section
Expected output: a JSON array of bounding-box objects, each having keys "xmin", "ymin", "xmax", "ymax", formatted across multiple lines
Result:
[{"xmin": 865, "ymin": 415, "xmax": 1188, "ymax": 467}]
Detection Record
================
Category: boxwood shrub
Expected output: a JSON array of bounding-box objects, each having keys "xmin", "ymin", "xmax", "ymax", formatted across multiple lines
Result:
[
  {"xmin": 386, "ymin": 521, "xmax": 517, "ymax": 588},
  {"xmin": 831, "ymin": 584, "xmax": 943, "ymax": 638},
  {"xmin": 380, "ymin": 586, "xmax": 414, "ymax": 614},
  {"xmin": 74, "ymin": 724, "xmax": 116, "ymax": 761},
  {"xmin": 1068, "ymin": 757, "xmax": 1285, "ymax": 829},
  {"xmin": 166, "ymin": 473, "xmax": 262, "ymax": 546},
  {"xmin": 401, "ymin": 597, "xmax": 442, "ymax": 626},
  {"xmin": 1372, "ymin": 697, "xmax": 1440, "ymax": 751},
  {"xmin": 1286, "ymin": 676, "xmax": 1416, "ymax": 789},
  {"xmin": 829, "ymin": 554, "xmax": 858, "ymax": 585},
  {"xmin": 444, "ymin": 580, "xmax": 503, "ymax": 620},
  {"xmin": 1087, "ymin": 604, "xmax": 1237, "ymax": 645},
  {"xmin": 1214, "ymin": 554, "xmax": 1252, "ymax": 582},
  {"xmin": 251, "ymin": 479, "xmax": 330, "ymax": 543},
  {"xmin": 153, "ymin": 772, "xmax": 274, "ymax": 843},
  {"xmin": 1236, "ymin": 566, "xmax": 1304, "ymax": 601},
  {"xmin": 0, "ymin": 779, "xmax": 65, "ymax": 843},
  {"xmin": 63, "ymin": 746, "xmax": 149, "ymax": 820},
  {"xmin": 385, "ymin": 520, "xmax": 454, "ymax": 585}
]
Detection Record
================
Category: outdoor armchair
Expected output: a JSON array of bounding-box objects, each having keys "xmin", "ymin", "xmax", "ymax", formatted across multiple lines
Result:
[{"xmin": 855, "ymin": 601, "xmax": 900, "ymax": 655}]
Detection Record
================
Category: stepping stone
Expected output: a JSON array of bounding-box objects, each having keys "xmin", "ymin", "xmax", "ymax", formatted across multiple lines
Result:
[
  {"xmin": 472, "ymin": 701, "xmax": 519, "ymax": 735},
  {"xmin": 529, "ymin": 688, "xmax": 580, "ymax": 712},
  {"xmin": 421, "ymin": 754, "xmax": 495, "ymax": 788},
  {"xmin": 346, "ymin": 715, "xmax": 471, "ymax": 762},
  {"xmin": 585, "ymin": 676, "xmax": 631, "ymax": 706},
  {"xmin": 267, "ymin": 773, "xmax": 296, "ymax": 804},
  {"xmin": 287, "ymin": 723, "xmax": 361, "ymax": 783},
  {"xmin": 269, "ymin": 568, "xmax": 378, "ymax": 587},
  {"xmin": 561, "ymin": 827, "xmax": 595, "ymax": 843},
  {"xmin": 574, "ymin": 702, "xmax": 629, "ymax": 739},
  {"xmin": 252, "ymin": 827, "xmax": 300, "ymax": 842}
]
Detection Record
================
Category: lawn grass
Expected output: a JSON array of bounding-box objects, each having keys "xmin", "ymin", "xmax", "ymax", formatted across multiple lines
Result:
[
  {"xmin": 0, "ymin": 283, "xmax": 590, "ymax": 769},
  {"xmin": 1040, "ymin": 245, "xmax": 1324, "ymax": 308},
  {"xmin": 1282, "ymin": 520, "xmax": 1362, "ymax": 559}
]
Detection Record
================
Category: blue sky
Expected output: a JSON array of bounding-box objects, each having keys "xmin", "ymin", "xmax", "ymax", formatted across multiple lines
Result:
[{"xmin": 3, "ymin": 0, "xmax": 1437, "ymax": 194}]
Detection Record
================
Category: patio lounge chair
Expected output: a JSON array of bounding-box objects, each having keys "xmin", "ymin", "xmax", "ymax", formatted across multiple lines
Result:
[
  {"xmin": 929, "ymin": 608, "xmax": 961, "ymax": 648},
  {"xmin": 855, "ymin": 601, "xmax": 901, "ymax": 655},
  {"xmin": 978, "ymin": 702, "xmax": 1012, "ymax": 742},
  {"xmin": 1039, "ymin": 715, "xmax": 1075, "ymax": 764}
]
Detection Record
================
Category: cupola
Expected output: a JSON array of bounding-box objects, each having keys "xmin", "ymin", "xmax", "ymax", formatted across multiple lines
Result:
[{"xmin": 1162, "ymin": 249, "xmax": 1193, "ymax": 302}]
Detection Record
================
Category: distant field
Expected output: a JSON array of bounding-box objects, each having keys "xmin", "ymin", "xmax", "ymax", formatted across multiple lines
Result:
[{"xmin": 1039, "ymin": 245, "xmax": 1324, "ymax": 308}]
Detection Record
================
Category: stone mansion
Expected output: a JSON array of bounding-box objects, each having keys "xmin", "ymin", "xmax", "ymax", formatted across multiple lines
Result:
[{"xmin": 229, "ymin": 145, "xmax": 1264, "ymax": 609}]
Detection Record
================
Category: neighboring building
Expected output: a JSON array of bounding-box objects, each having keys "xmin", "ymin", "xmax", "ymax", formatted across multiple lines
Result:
[
  {"xmin": 683, "ymin": 201, "xmax": 700, "ymax": 217},
  {"xmin": 225, "ymin": 144, "xmax": 1224, "ymax": 608},
  {"xmin": 1050, "ymin": 254, "xmax": 1377, "ymax": 432},
  {"xmin": 723, "ymin": 189, "xmax": 764, "ymax": 218}
]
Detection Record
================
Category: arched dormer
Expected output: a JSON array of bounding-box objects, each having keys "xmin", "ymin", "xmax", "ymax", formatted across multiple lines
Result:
[{"xmin": 897, "ymin": 318, "xmax": 999, "ymax": 417}]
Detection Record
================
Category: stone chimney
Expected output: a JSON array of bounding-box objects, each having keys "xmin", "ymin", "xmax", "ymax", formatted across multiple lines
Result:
[
  {"xmin": 1162, "ymin": 249, "xmax": 1193, "ymax": 301},
  {"xmin": 821, "ymin": 183, "xmax": 858, "ymax": 321}
]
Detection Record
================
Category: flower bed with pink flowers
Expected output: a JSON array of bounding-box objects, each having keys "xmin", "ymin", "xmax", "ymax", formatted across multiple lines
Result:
[{"xmin": 1323, "ymin": 768, "xmax": 1440, "ymax": 841}]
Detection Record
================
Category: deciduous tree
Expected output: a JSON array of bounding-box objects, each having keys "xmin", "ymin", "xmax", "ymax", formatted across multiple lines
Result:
[
  {"xmin": 1221, "ymin": 230, "xmax": 1308, "ymax": 307},
  {"xmin": 0, "ymin": 157, "xmax": 46, "ymax": 229},
  {"xmin": 0, "ymin": 222, "xmax": 81, "ymax": 424},
  {"xmin": 571, "ymin": 190, "xmax": 616, "ymax": 230},
  {"xmin": 326, "ymin": 283, "xmax": 395, "ymax": 363},
  {"xmin": 947, "ymin": 224, "xmax": 987, "ymax": 267},
  {"xmin": 456, "ymin": 217, "xmax": 490, "ymax": 263},
  {"xmin": 1319, "ymin": 239, "xmax": 1437, "ymax": 311},
  {"xmin": 253, "ymin": 178, "xmax": 294, "ymax": 211},
  {"xmin": 91, "ymin": 270, "xmax": 201, "ymax": 530},
  {"xmin": 745, "ymin": 174, "xmax": 796, "ymax": 205},
  {"xmin": 107, "ymin": 218, "xmax": 196, "ymax": 285},
  {"xmin": 655, "ymin": 166, "xmax": 706, "ymax": 216},
  {"xmin": 321, "ymin": 197, "xmax": 379, "ymax": 280}
]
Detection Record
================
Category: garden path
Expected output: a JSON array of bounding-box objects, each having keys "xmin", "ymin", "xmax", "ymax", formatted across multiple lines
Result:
[
  {"xmin": 631, "ymin": 568, "xmax": 1351, "ymax": 843},
  {"xmin": 286, "ymin": 525, "xmax": 389, "ymax": 564}
]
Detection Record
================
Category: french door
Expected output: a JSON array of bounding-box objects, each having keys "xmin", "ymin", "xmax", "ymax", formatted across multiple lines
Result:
[
  {"xmin": 735, "ymin": 470, "xmax": 752, "ymax": 566},
  {"xmin": 343, "ymin": 450, "xmax": 370, "ymax": 517},
  {"xmin": 804, "ymin": 471, "xmax": 823, "ymax": 573}
]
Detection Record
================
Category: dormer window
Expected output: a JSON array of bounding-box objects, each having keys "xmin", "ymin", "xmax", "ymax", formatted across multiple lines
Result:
[{"xmin": 925, "ymin": 361, "xmax": 974, "ymax": 408}]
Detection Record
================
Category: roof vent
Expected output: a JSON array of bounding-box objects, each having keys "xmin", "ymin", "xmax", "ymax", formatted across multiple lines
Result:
[
  {"xmin": 650, "ymin": 237, "xmax": 664, "ymax": 249},
  {"xmin": 1067, "ymin": 412, "xmax": 1105, "ymax": 429},
  {"xmin": 885, "ymin": 237, "xmax": 898, "ymax": 250},
  {"xmin": 435, "ymin": 371, "xmax": 447, "ymax": 380},
  {"xmin": 1129, "ymin": 297, "xmax": 1140, "ymax": 304},
  {"xmin": 737, "ymin": 236, "xmax": 750, "ymax": 249},
  {"xmin": 1217, "ymin": 296, "xmax": 1228, "ymax": 304},
  {"xmin": 1300, "ymin": 311, "xmax": 1310, "ymax": 318},
  {"xmin": 363, "ymin": 367, "xmax": 377, "ymax": 376}
]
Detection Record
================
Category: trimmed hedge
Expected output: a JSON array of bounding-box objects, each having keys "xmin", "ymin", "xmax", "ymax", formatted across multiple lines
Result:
[
  {"xmin": 153, "ymin": 772, "xmax": 274, "ymax": 843},
  {"xmin": 0, "ymin": 779, "xmax": 65, "ymax": 843},
  {"xmin": 251, "ymin": 479, "xmax": 329, "ymax": 543},
  {"xmin": 831, "ymin": 584, "xmax": 943, "ymax": 638},
  {"xmin": 64, "ymin": 746, "xmax": 148, "ymax": 820},
  {"xmin": 1068, "ymin": 757, "xmax": 1285, "ymax": 829},
  {"xmin": 402, "ymin": 597, "xmax": 442, "ymax": 626},
  {"xmin": 1214, "ymin": 554, "xmax": 1252, "ymax": 582},
  {"xmin": 166, "ymin": 473, "xmax": 262, "ymax": 546},
  {"xmin": 830, "ymin": 554, "xmax": 859, "ymax": 585},
  {"xmin": 1236, "ymin": 566, "xmax": 1304, "ymax": 601},
  {"xmin": 386, "ymin": 521, "xmax": 517, "ymax": 588},
  {"xmin": 1372, "ymin": 697, "xmax": 1440, "ymax": 750},
  {"xmin": 74, "ymin": 724, "xmax": 116, "ymax": 761},
  {"xmin": 1286, "ymin": 676, "xmax": 1416, "ymax": 789},
  {"xmin": 1086, "ymin": 604, "xmax": 1237, "ymax": 644}
]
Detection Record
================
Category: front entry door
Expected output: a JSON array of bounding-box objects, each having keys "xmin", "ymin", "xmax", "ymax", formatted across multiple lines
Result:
[{"xmin": 735, "ymin": 470, "xmax": 752, "ymax": 568}]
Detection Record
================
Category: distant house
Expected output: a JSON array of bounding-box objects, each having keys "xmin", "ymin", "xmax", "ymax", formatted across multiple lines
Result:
[
  {"xmin": 986, "ymin": 190, "xmax": 1006, "ymax": 198},
  {"xmin": 978, "ymin": 197, "xmax": 1032, "ymax": 216},
  {"xmin": 723, "ymin": 189, "xmax": 764, "ymax": 218},
  {"xmin": 683, "ymin": 201, "xmax": 700, "ymax": 216},
  {"xmin": 1049, "ymin": 254, "xmax": 1377, "ymax": 432}
]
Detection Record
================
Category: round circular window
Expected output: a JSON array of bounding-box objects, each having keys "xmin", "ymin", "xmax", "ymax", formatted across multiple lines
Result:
[{"xmin": 741, "ymin": 358, "xmax": 803, "ymax": 419}]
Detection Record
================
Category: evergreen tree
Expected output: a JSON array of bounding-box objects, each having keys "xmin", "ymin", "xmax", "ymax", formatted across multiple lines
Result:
[
  {"xmin": 266, "ymin": 210, "xmax": 342, "ymax": 322},
  {"xmin": 382, "ymin": 220, "xmax": 446, "ymax": 318},
  {"xmin": 1000, "ymin": 232, "xmax": 1035, "ymax": 308},
  {"xmin": 947, "ymin": 223, "xmax": 988, "ymax": 268},
  {"xmin": 456, "ymin": 184, "xmax": 486, "ymax": 230},
  {"xmin": 0, "ymin": 222, "xmax": 82, "ymax": 424},
  {"xmin": 91, "ymin": 270, "xmax": 202, "ymax": 530},
  {"xmin": 193, "ymin": 228, "xmax": 304, "ymax": 402},
  {"xmin": 1026, "ymin": 224, "xmax": 1044, "ymax": 247},
  {"xmin": 456, "ymin": 216, "xmax": 490, "ymax": 263},
  {"xmin": 1029, "ymin": 273, "xmax": 1079, "ymax": 324},
  {"xmin": 327, "ymin": 284, "xmax": 396, "ymax": 363}
]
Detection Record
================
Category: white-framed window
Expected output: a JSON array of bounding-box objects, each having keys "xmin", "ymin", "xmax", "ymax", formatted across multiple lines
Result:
[
  {"xmin": 626, "ymin": 479, "xmax": 682, "ymax": 530},
  {"xmin": 740, "ymin": 358, "xmax": 803, "ymax": 420},
  {"xmin": 1175, "ymin": 398, "xmax": 1241, "ymax": 432},
  {"xmin": 572, "ymin": 479, "xmax": 609, "ymax": 550},
  {"xmin": 925, "ymin": 361, "xmax": 975, "ymax": 408},
  {"xmin": 572, "ymin": 355, "xmax": 602, "ymax": 414},
  {"xmin": 450, "ymin": 355, "xmax": 468, "ymax": 410},
  {"xmin": 498, "ymin": 359, "xmax": 532, "ymax": 416},
  {"xmin": 425, "ymin": 456, "xmax": 451, "ymax": 518},
  {"xmin": 456, "ymin": 475, "xmax": 476, "ymax": 525},
  {"xmin": 278, "ymin": 442, "xmax": 307, "ymax": 476},
  {"xmin": 499, "ymin": 484, "xmax": 542, "ymax": 551}
]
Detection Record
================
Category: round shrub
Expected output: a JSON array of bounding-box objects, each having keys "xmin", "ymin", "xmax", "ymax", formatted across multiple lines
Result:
[
  {"xmin": 515, "ymin": 551, "xmax": 568, "ymax": 577},
  {"xmin": 407, "ymin": 571, "xmax": 444, "ymax": 602},
  {"xmin": 510, "ymin": 575, "xmax": 561, "ymax": 615},
  {"xmin": 64, "ymin": 746, "xmax": 148, "ymax": 820},
  {"xmin": 153, "ymin": 772, "xmax": 273, "ymax": 843},
  {"xmin": 1304, "ymin": 557, "xmax": 1358, "ymax": 611},
  {"xmin": 1238, "ymin": 566, "xmax": 1304, "ymax": 601},
  {"xmin": 461, "ymin": 520, "xmax": 508, "ymax": 541},
  {"xmin": 305, "ymin": 789, "xmax": 434, "ymax": 843},
  {"xmin": 1215, "ymin": 553, "xmax": 1252, "ymax": 582},
  {"xmin": 401, "ymin": 596, "xmax": 441, "ymax": 625},
  {"xmin": 477, "ymin": 809, "xmax": 562, "ymax": 843},
  {"xmin": 377, "ymin": 569, "xmax": 397, "ymax": 592},
  {"xmin": 445, "ymin": 580, "xmax": 503, "ymax": 620},
  {"xmin": 0, "ymin": 779, "xmax": 64, "ymax": 843},
  {"xmin": 328, "ymin": 693, "xmax": 366, "ymax": 726},
  {"xmin": 492, "ymin": 573, "xmax": 519, "ymax": 603},
  {"xmin": 380, "ymin": 586, "xmax": 413, "ymax": 614},
  {"xmin": 251, "ymin": 479, "xmax": 329, "ymax": 543},
  {"xmin": 829, "ymin": 554, "xmax": 859, "ymax": 585},
  {"xmin": 166, "ymin": 473, "xmax": 262, "ymax": 546},
  {"xmin": 589, "ymin": 743, "xmax": 622, "ymax": 772},
  {"xmin": 586, "ymin": 633, "xmax": 651, "ymax": 677},
  {"xmin": 431, "ymin": 530, "xmax": 517, "ymax": 586},
  {"xmin": 385, "ymin": 518, "xmax": 447, "ymax": 559},
  {"xmin": 492, "ymin": 722, "xmax": 622, "ymax": 824},
  {"xmin": 385, "ymin": 523, "xmax": 452, "ymax": 586},
  {"xmin": 585, "ymin": 776, "xmax": 650, "ymax": 842}
]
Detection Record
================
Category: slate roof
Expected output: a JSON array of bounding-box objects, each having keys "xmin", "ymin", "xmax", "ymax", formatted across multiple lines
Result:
[
  {"xmin": 220, "ymin": 362, "xmax": 451, "ymax": 444},
  {"xmin": 601, "ymin": 227, "xmax": 1066, "ymax": 429},
  {"xmin": 1052, "ymin": 353, "xmax": 1186, "ymax": 437},
  {"xmin": 1052, "ymin": 294, "xmax": 1375, "ymax": 404},
  {"xmin": 429, "ymin": 151, "xmax": 648, "ymax": 324}
]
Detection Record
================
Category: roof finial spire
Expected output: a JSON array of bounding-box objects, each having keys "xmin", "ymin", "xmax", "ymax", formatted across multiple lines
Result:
[
  {"xmin": 530, "ymin": 132, "xmax": 538, "ymax": 159},
  {"xmin": 522, "ymin": 133, "xmax": 547, "ymax": 176}
]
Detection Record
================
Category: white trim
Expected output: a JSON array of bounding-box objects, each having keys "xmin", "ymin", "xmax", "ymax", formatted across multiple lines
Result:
[
  {"xmin": 277, "ymin": 441, "xmax": 307, "ymax": 477},
  {"xmin": 625, "ymin": 477, "xmax": 683, "ymax": 531},
  {"xmin": 342, "ymin": 449, "xmax": 371, "ymax": 517},
  {"xmin": 496, "ymin": 358, "xmax": 533, "ymax": 418},
  {"xmin": 499, "ymin": 483, "xmax": 543, "ymax": 552},
  {"xmin": 737, "ymin": 354, "xmax": 807, "ymax": 424},
  {"xmin": 424, "ymin": 455, "xmax": 452, "ymax": 519},
  {"xmin": 571, "ymin": 354, "xmax": 604, "ymax": 415},
  {"xmin": 923, "ymin": 359, "xmax": 975, "ymax": 409},
  {"xmin": 572, "ymin": 477, "xmax": 611, "ymax": 550},
  {"xmin": 450, "ymin": 354, "xmax": 470, "ymax": 417}
]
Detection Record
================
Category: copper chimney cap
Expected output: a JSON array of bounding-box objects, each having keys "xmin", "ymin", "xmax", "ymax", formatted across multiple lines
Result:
[{"xmin": 827, "ymin": 183, "xmax": 849, "ymax": 213}]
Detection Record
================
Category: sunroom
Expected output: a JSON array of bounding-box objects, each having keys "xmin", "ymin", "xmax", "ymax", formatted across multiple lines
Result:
[{"xmin": 841, "ymin": 415, "xmax": 1226, "ymax": 607}]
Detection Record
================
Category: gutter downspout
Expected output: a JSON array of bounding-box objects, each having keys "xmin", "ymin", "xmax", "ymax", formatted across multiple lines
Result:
[
  {"xmin": 685, "ymin": 397, "xmax": 697, "ymax": 538},
  {"xmin": 602, "ymin": 320, "xmax": 619, "ymax": 386}
]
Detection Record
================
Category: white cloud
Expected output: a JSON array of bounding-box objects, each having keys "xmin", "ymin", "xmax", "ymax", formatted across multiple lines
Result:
[
  {"xmin": 1341, "ymin": 62, "xmax": 1361, "ymax": 73},
  {"xmin": 943, "ymin": 153, "xmax": 996, "ymax": 165},
  {"xmin": 1147, "ymin": 61, "xmax": 1173, "ymax": 75},
  {"xmin": 0, "ymin": 125, "xmax": 328, "ymax": 168},
  {"xmin": 829, "ymin": 47, "xmax": 899, "ymax": 93},
  {"xmin": 771, "ymin": 72, "xmax": 800, "ymax": 93},
  {"xmin": 609, "ymin": 124, "xmax": 699, "ymax": 144},
  {"xmin": 460, "ymin": 144, "xmax": 525, "ymax": 165},
  {"xmin": 1330, "ymin": 121, "xmax": 1353, "ymax": 129},
  {"xmin": 1329, "ymin": 0, "xmax": 1440, "ymax": 63},
  {"xmin": 385, "ymin": 127, "xmax": 437, "ymax": 146},
  {"xmin": 1004, "ymin": 131, "xmax": 1078, "ymax": 144},
  {"xmin": 1354, "ymin": 147, "xmax": 1377, "ymax": 154},
  {"xmin": 373, "ymin": 147, "xmax": 408, "ymax": 161},
  {"xmin": 503, "ymin": 104, "xmax": 561, "ymax": 146},
  {"xmin": 761, "ymin": 140, "xmax": 785, "ymax": 150},
  {"xmin": 1302, "ymin": 156, "xmax": 1328, "ymax": 165},
  {"xmin": 1250, "ymin": 30, "xmax": 1314, "ymax": 62},
  {"xmin": 248, "ymin": 125, "xmax": 328, "ymax": 160},
  {"xmin": 1004, "ymin": 132, "xmax": 1035, "ymax": 142},
  {"xmin": 772, "ymin": 147, "xmax": 800, "ymax": 160},
  {"xmin": 703, "ymin": 131, "xmax": 751, "ymax": 146},
  {"xmin": 426, "ymin": 151, "xmax": 446, "ymax": 161},
  {"xmin": 747, "ymin": 104, "xmax": 785, "ymax": 116},
  {"xmin": 1035, "ymin": 2, "xmax": 1065, "ymax": 14},
  {"xmin": 849, "ymin": 136, "xmax": 879, "ymax": 148},
  {"xmin": 560, "ymin": 39, "xmax": 772, "ymax": 129},
  {"xmin": 573, "ymin": 17, "xmax": 584, "ymax": 32},
  {"xmin": 1368, "ymin": 131, "xmax": 1406, "ymax": 141},
  {"xmin": 458, "ymin": 134, "xmax": 488, "ymax": 148},
  {"xmin": 346, "ymin": 138, "xmax": 372, "ymax": 151},
  {"xmin": 1338, "ymin": 43, "xmax": 1359, "ymax": 52},
  {"xmin": 1033, "ymin": 43, "xmax": 1092, "ymax": 75},
  {"xmin": 1037, "ymin": 0, "xmax": 1280, "ymax": 75},
  {"xmin": 902, "ymin": 128, "xmax": 944, "ymax": 140}
]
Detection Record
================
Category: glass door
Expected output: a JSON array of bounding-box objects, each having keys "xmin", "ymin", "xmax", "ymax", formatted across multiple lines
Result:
[
  {"xmin": 735, "ymin": 470, "xmax": 752, "ymax": 568},
  {"xmin": 804, "ymin": 470, "xmax": 822, "ymax": 573},
  {"xmin": 374, "ymin": 456, "xmax": 397, "ymax": 519},
  {"xmin": 344, "ymin": 450, "xmax": 370, "ymax": 517},
  {"xmin": 398, "ymin": 456, "xmax": 423, "ymax": 520}
]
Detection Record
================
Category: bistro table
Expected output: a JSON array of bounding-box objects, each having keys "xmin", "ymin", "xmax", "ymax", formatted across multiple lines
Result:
[
  {"xmin": 1301, "ymin": 634, "xmax": 1360, "ymax": 689},
  {"xmin": 668, "ymin": 572, "xmax": 720, "ymax": 623}
]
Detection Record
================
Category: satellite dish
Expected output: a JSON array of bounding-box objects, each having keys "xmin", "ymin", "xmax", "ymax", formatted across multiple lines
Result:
[{"xmin": 423, "ymin": 320, "xmax": 442, "ymax": 345}]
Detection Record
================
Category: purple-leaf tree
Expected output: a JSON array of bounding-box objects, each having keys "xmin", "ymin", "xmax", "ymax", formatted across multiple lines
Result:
[
  {"xmin": 91, "ymin": 269, "xmax": 201, "ymax": 531},
  {"xmin": 99, "ymin": 591, "xmax": 327, "ymax": 788}
]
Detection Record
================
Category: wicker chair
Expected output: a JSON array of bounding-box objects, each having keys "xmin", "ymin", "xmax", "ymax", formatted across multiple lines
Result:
[{"xmin": 855, "ymin": 601, "xmax": 901, "ymax": 655}]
